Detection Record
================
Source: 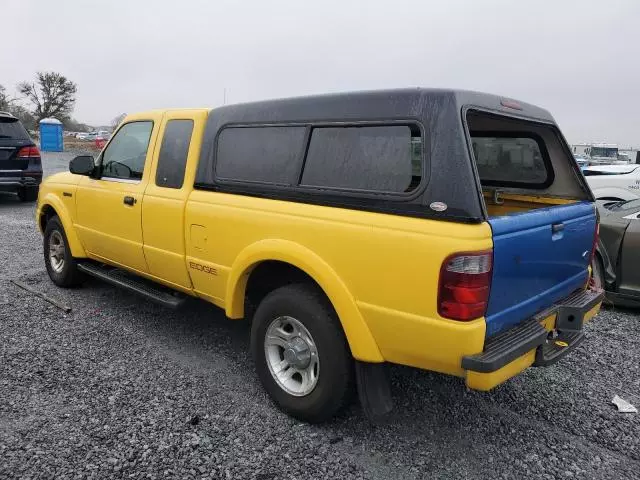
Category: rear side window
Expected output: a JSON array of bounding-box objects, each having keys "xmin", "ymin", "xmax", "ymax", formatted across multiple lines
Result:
[
  {"xmin": 0, "ymin": 118, "xmax": 29, "ymax": 139},
  {"xmin": 301, "ymin": 125, "xmax": 422, "ymax": 193},
  {"xmin": 216, "ymin": 126, "xmax": 306, "ymax": 184},
  {"xmin": 155, "ymin": 119, "xmax": 194, "ymax": 189},
  {"xmin": 471, "ymin": 134, "xmax": 550, "ymax": 186}
]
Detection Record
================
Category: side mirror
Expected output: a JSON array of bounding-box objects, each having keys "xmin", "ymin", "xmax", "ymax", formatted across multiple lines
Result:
[{"xmin": 69, "ymin": 155, "xmax": 95, "ymax": 176}]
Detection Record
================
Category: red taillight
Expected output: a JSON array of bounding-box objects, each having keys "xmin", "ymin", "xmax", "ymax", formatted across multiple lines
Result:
[
  {"xmin": 438, "ymin": 251, "xmax": 493, "ymax": 321},
  {"xmin": 17, "ymin": 146, "xmax": 40, "ymax": 158},
  {"xmin": 500, "ymin": 98, "xmax": 523, "ymax": 110}
]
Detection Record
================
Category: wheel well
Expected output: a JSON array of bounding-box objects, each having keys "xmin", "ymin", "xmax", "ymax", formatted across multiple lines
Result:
[
  {"xmin": 592, "ymin": 250, "xmax": 604, "ymax": 273},
  {"xmin": 245, "ymin": 261, "xmax": 324, "ymax": 315},
  {"xmin": 39, "ymin": 204, "xmax": 57, "ymax": 232}
]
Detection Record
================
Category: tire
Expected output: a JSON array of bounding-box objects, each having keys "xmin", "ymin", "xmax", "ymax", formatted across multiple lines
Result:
[
  {"xmin": 18, "ymin": 186, "xmax": 38, "ymax": 202},
  {"xmin": 250, "ymin": 283, "xmax": 354, "ymax": 423},
  {"xmin": 43, "ymin": 216, "xmax": 84, "ymax": 287},
  {"xmin": 590, "ymin": 255, "xmax": 605, "ymax": 291}
]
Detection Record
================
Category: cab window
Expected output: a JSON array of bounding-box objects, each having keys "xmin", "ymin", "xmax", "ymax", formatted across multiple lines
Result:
[
  {"xmin": 101, "ymin": 121, "xmax": 153, "ymax": 181},
  {"xmin": 155, "ymin": 120, "xmax": 194, "ymax": 189}
]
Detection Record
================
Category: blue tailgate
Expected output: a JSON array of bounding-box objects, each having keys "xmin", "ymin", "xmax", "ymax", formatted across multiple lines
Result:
[{"xmin": 486, "ymin": 201, "xmax": 596, "ymax": 337}]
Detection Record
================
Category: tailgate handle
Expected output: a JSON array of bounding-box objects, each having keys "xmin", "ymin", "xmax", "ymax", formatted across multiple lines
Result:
[{"xmin": 552, "ymin": 223, "xmax": 565, "ymax": 234}]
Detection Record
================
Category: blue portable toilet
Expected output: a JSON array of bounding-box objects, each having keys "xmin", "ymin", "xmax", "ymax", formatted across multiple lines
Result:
[{"xmin": 39, "ymin": 118, "xmax": 64, "ymax": 152}]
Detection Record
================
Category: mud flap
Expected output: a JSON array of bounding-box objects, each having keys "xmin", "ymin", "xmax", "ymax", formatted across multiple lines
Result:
[{"xmin": 355, "ymin": 361, "xmax": 393, "ymax": 423}]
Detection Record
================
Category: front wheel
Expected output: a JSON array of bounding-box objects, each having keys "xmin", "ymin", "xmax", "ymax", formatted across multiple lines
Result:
[
  {"xmin": 250, "ymin": 283, "xmax": 354, "ymax": 423},
  {"xmin": 43, "ymin": 216, "xmax": 84, "ymax": 287}
]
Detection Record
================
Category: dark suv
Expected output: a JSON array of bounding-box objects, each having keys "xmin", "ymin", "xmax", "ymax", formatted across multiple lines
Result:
[{"xmin": 0, "ymin": 111, "xmax": 42, "ymax": 201}]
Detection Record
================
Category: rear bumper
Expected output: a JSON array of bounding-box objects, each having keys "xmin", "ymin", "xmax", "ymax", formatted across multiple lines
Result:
[
  {"xmin": 0, "ymin": 173, "xmax": 42, "ymax": 191},
  {"xmin": 463, "ymin": 288, "xmax": 604, "ymax": 390},
  {"xmin": 604, "ymin": 290, "xmax": 640, "ymax": 309}
]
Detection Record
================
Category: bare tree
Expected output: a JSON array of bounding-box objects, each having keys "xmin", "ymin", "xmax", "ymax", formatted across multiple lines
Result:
[
  {"xmin": 0, "ymin": 84, "xmax": 11, "ymax": 111},
  {"xmin": 9, "ymin": 105, "xmax": 37, "ymax": 131},
  {"xmin": 0, "ymin": 85, "xmax": 36, "ymax": 129},
  {"xmin": 17, "ymin": 72, "xmax": 77, "ymax": 121},
  {"xmin": 63, "ymin": 117, "xmax": 89, "ymax": 133},
  {"xmin": 111, "ymin": 113, "xmax": 127, "ymax": 130}
]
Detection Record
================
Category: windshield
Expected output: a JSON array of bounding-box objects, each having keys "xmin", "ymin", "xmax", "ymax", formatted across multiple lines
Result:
[
  {"xmin": 589, "ymin": 146, "xmax": 618, "ymax": 158},
  {"xmin": 605, "ymin": 199, "xmax": 640, "ymax": 211},
  {"xmin": 0, "ymin": 118, "xmax": 30, "ymax": 139}
]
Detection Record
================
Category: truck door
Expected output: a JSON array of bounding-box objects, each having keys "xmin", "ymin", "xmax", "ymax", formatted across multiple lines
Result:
[
  {"xmin": 75, "ymin": 114, "xmax": 162, "ymax": 273},
  {"xmin": 141, "ymin": 110, "xmax": 208, "ymax": 290}
]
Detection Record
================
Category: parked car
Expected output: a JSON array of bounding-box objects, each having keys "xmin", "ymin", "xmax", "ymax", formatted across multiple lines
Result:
[
  {"xmin": 0, "ymin": 111, "xmax": 42, "ymax": 201},
  {"xmin": 35, "ymin": 89, "xmax": 603, "ymax": 422},
  {"xmin": 583, "ymin": 164, "xmax": 640, "ymax": 201},
  {"xmin": 75, "ymin": 132, "xmax": 89, "ymax": 140},
  {"xmin": 83, "ymin": 131, "xmax": 109, "ymax": 141},
  {"xmin": 573, "ymin": 154, "xmax": 589, "ymax": 169},
  {"xmin": 592, "ymin": 199, "xmax": 640, "ymax": 307}
]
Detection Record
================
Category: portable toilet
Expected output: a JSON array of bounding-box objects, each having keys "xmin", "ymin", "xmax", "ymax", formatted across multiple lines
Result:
[{"xmin": 39, "ymin": 118, "xmax": 64, "ymax": 152}]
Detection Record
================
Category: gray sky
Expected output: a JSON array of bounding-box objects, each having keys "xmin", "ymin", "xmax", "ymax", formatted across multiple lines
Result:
[{"xmin": 3, "ymin": 0, "xmax": 639, "ymax": 145}]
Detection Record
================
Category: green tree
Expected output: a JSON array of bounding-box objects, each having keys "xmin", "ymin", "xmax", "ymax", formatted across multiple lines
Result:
[{"xmin": 17, "ymin": 72, "xmax": 78, "ymax": 121}]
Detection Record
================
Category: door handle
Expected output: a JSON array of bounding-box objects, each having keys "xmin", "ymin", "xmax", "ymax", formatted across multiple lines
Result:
[
  {"xmin": 552, "ymin": 223, "xmax": 565, "ymax": 234},
  {"xmin": 123, "ymin": 195, "xmax": 136, "ymax": 206}
]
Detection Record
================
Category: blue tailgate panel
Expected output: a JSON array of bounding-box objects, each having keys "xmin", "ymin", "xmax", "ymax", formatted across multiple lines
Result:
[{"xmin": 486, "ymin": 202, "xmax": 596, "ymax": 337}]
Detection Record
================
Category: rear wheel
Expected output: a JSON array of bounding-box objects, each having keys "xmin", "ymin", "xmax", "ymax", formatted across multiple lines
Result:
[
  {"xmin": 250, "ymin": 283, "xmax": 354, "ymax": 423},
  {"xmin": 44, "ymin": 216, "xmax": 84, "ymax": 287},
  {"xmin": 18, "ymin": 186, "xmax": 38, "ymax": 202}
]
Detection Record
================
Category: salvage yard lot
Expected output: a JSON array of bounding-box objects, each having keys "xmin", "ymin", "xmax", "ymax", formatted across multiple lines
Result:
[{"xmin": 1, "ymin": 153, "xmax": 639, "ymax": 479}]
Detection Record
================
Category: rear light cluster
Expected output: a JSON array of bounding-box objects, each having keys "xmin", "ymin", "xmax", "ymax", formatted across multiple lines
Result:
[
  {"xmin": 17, "ymin": 146, "xmax": 40, "ymax": 158},
  {"xmin": 438, "ymin": 251, "xmax": 492, "ymax": 321},
  {"xmin": 17, "ymin": 146, "xmax": 42, "ymax": 174}
]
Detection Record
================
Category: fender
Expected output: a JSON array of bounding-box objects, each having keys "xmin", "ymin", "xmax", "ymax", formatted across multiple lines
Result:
[
  {"xmin": 225, "ymin": 239, "xmax": 384, "ymax": 363},
  {"xmin": 590, "ymin": 186, "xmax": 638, "ymax": 202},
  {"xmin": 38, "ymin": 193, "xmax": 87, "ymax": 258}
]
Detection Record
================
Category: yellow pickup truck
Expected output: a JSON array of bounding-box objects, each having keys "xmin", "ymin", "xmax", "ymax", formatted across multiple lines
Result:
[{"xmin": 36, "ymin": 89, "xmax": 603, "ymax": 422}]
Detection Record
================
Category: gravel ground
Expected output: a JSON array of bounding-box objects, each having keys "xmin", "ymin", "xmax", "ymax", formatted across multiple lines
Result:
[{"xmin": 0, "ymin": 153, "xmax": 639, "ymax": 479}]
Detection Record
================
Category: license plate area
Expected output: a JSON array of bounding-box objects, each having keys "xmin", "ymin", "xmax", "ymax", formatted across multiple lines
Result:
[
  {"xmin": 0, "ymin": 148, "xmax": 15, "ymax": 161},
  {"xmin": 555, "ymin": 305, "xmax": 586, "ymax": 332},
  {"xmin": 534, "ymin": 287, "xmax": 604, "ymax": 334}
]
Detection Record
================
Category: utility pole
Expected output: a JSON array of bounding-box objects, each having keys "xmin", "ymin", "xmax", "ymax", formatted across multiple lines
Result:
[{"xmin": 223, "ymin": 88, "xmax": 227, "ymax": 105}]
